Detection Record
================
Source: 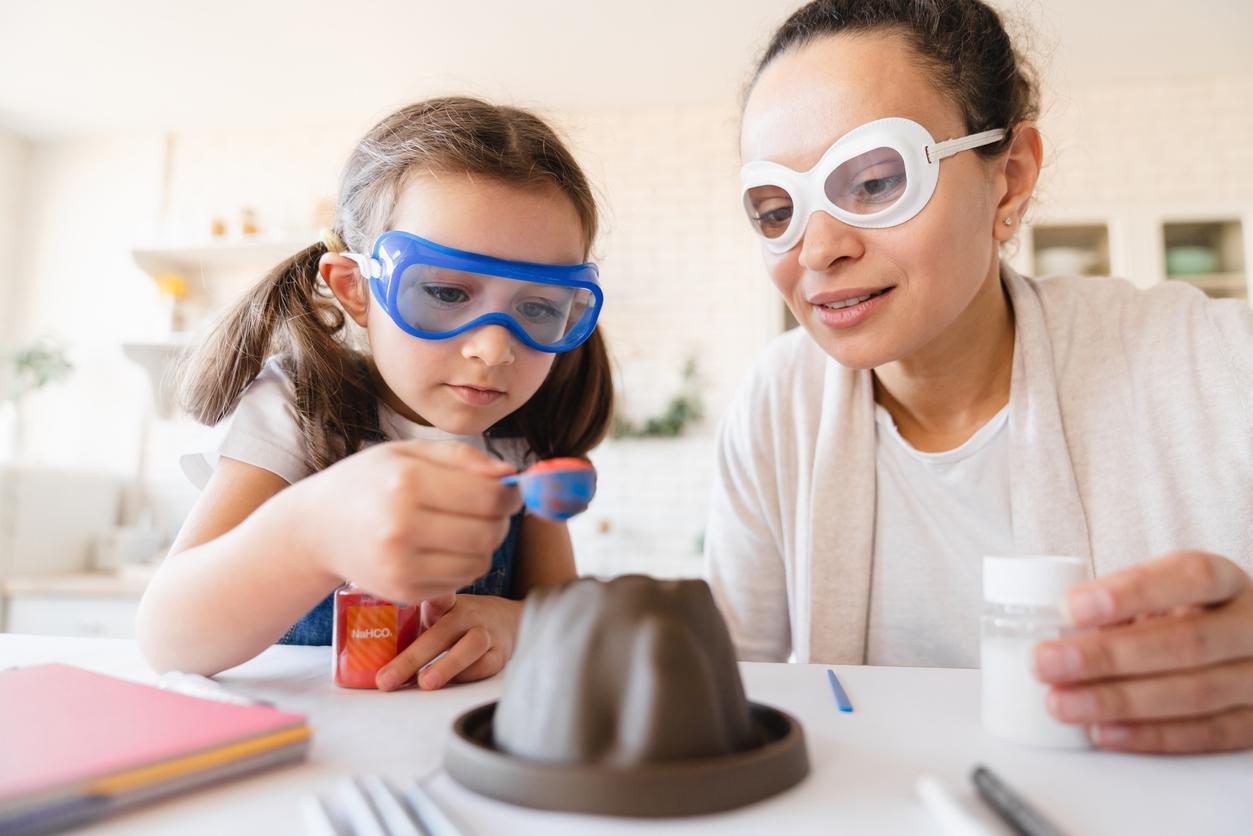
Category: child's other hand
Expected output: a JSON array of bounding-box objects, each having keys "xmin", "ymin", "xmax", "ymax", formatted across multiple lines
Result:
[
  {"xmin": 285, "ymin": 439, "xmax": 521, "ymax": 604},
  {"xmin": 375, "ymin": 594, "xmax": 523, "ymax": 691},
  {"xmin": 420, "ymin": 593, "xmax": 456, "ymax": 630}
]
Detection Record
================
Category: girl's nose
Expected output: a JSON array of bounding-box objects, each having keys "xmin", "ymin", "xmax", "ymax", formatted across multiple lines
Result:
[{"xmin": 460, "ymin": 324, "xmax": 516, "ymax": 366}]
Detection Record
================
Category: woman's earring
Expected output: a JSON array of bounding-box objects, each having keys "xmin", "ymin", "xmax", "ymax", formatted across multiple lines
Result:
[{"xmin": 1002, "ymin": 217, "xmax": 1014, "ymax": 226}]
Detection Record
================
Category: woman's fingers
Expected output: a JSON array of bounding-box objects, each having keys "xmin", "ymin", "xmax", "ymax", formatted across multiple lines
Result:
[
  {"xmin": 1086, "ymin": 707, "xmax": 1253, "ymax": 754},
  {"xmin": 1029, "ymin": 559, "xmax": 1253, "ymax": 755},
  {"xmin": 1047, "ymin": 658, "xmax": 1253, "ymax": 723},
  {"xmin": 1034, "ymin": 587, "xmax": 1253, "ymax": 684},
  {"xmin": 1064, "ymin": 551, "xmax": 1248, "ymax": 630}
]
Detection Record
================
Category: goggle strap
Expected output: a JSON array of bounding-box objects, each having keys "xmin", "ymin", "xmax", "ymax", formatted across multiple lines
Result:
[
  {"xmin": 926, "ymin": 129, "xmax": 1007, "ymax": 163},
  {"xmin": 342, "ymin": 251, "xmax": 382, "ymax": 280}
]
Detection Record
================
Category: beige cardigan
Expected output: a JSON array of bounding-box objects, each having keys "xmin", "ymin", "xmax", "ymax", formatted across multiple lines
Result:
[{"xmin": 704, "ymin": 266, "xmax": 1253, "ymax": 663}]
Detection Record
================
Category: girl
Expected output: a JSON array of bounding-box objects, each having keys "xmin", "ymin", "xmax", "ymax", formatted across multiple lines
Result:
[
  {"xmin": 136, "ymin": 97, "xmax": 613, "ymax": 692},
  {"xmin": 707, "ymin": 0, "xmax": 1253, "ymax": 753}
]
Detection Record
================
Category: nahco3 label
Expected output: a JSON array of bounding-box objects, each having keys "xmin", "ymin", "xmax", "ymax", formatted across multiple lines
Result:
[{"xmin": 351, "ymin": 627, "xmax": 392, "ymax": 639}]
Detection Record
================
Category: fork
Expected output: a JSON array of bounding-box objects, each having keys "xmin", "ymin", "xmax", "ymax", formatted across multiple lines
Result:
[{"xmin": 304, "ymin": 773, "xmax": 468, "ymax": 836}]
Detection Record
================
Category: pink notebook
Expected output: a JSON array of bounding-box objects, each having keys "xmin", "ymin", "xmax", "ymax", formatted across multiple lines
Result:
[{"xmin": 0, "ymin": 663, "xmax": 309, "ymax": 826}]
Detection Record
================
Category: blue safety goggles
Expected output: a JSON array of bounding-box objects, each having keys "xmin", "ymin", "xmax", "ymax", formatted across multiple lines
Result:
[{"xmin": 343, "ymin": 231, "xmax": 603, "ymax": 353}]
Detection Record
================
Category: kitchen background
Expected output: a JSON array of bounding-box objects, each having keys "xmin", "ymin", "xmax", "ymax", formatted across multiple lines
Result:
[{"xmin": 0, "ymin": 0, "xmax": 1249, "ymax": 637}]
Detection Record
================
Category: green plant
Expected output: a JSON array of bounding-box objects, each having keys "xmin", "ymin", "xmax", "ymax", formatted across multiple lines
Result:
[
  {"xmin": 3, "ymin": 339, "xmax": 73, "ymax": 401},
  {"xmin": 611, "ymin": 357, "xmax": 704, "ymax": 439}
]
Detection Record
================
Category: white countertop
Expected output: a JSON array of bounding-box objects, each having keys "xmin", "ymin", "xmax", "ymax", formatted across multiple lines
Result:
[
  {"xmin": 1, "ymin": 569, "xmax": 154, "ymax": 599},
  {"xmin": 2, "ymin": 634, "xmax": 1250, "ymax": 835}
]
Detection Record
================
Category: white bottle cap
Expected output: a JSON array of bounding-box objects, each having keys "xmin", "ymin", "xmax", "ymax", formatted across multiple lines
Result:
[{"xmin": 983, "ymin": 555, "xmax": 1090, "ymax": 608}]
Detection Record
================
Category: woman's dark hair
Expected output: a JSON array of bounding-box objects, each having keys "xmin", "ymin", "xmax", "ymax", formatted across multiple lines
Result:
[
  {"xmin": 749, "ymin": 0, "xmax": 1040, "ymax": 156},
  {"xmin": 180, "ymin": 97, "xmax": 613, "ymax": 471}
]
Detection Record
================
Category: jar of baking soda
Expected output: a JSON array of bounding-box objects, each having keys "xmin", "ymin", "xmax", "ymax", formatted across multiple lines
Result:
[{"xmin": 332, "ymin": 583, "xmax": 422, "ymax": 689}]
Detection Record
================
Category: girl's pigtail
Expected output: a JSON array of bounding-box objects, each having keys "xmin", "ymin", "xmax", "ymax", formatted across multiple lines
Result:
[{"xmin": 179, "ymin": 241, "xmax": 379, "ymax": 471}]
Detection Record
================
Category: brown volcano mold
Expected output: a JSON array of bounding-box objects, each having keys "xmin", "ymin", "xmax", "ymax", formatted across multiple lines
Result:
[{"xmin": 444, "ymin": 575, "xmax": 809, "ymax": 817}]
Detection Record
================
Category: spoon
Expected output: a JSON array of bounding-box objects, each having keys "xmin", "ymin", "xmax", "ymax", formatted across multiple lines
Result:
[{"xmin": 500, "ymin": 458, "xmax": 597, "ymax": 521}]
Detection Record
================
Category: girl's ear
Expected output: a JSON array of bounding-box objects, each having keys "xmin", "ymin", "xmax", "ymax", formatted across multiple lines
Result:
[{"xmin": 319, "ymin": 252, "xmax": 370, "ymax": 327}]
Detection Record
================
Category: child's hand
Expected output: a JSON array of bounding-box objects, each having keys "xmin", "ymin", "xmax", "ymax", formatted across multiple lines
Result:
[
  {"xmin": 283, "ymin": 439, "xmax": 521, "ymax": 605},
  {"xmin": 375, "ymin": 594, "xmax": 523, "ymax": 691},
  {"xmin": 420, "ymin": 593, "xmax": 457, "ymax": 630}
]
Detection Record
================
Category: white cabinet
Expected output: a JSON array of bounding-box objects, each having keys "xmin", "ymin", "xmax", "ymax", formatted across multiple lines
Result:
[
  {"xmin": 0, "ymin": 465, "xmax": 121, "ymax": 578},
  {"xmin": 1019, "ymin": 213, "xmax": 1250, "ymax": 304},
  {"xmin": 0, "ymin": 466, "xmax": 128, "ymax": 637},
  {"xmin": 5, "ymin": 595, "xmax": 139, "ymax": 638},
  {"xmin": 2, "ymin": 572, "xmax": 149, "ymax": 638}
]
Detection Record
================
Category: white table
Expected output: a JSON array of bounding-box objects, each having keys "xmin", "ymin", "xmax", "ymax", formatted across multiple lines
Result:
[{"xmin": 2, "ymin": 634, "xmax": 1250, "ymax": 835}]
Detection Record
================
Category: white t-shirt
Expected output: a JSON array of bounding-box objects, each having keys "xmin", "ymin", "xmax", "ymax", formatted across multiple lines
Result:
[
  {"xmin": 181, "ymin": 357, "xmax": 532, "ymax": 489},
  {"xmin": 866, "ymin": 403, "xmax": 1014, "ymax": 668}
]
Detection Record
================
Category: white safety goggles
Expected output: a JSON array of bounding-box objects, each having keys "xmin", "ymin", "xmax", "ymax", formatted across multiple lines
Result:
[{"xmin": 740, "ymin": 117, "xmax": 1006, "ymax": 253}]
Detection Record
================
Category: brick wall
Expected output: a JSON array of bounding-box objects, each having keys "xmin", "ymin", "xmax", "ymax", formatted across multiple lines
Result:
[{"xmin": 7, "ymin": 75, "xmax": 1250, "ymax": 578}]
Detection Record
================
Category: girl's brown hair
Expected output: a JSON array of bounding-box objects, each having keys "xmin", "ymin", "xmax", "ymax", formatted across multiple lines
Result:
[
  {"xmin": 748, "ymin": 0, "xmax": 1040, "ymax": 157},
  {"xmin": 180, "ymin": 97, "xmax": 613, "ymax": 471}
]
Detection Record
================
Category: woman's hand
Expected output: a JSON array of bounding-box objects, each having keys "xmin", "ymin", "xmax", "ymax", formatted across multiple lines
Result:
[
  {"xmin": 281, "ymin": 439, "xmax": 521, "ymax": 605},
  {"xmin": 375, "ymin": 594, "xmax": 523, "ymax": 691},
  {"xmin": 1032, "ymin": 551, "xmax": 1253, "ymax": 753}
]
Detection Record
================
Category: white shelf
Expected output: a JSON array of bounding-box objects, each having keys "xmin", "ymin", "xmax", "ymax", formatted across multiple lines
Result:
[
  {"xmin": 132, "ymin": 237, "xmax": 314, "ymax": 276},
  {"xmin": 1169, "ymin": 271, "xmax": 1245, "ymax": 289},
  {"xmin": 1162, "ymin": 220, "xmax": 1246, "ymax": 301},
  {"xmin": 1169, "ymin": 272, "xmax": 1248, "ymax": 300},
  {"xmin": 126, "ymin": 236, "xmax": 314, "ymax": 415},
  {"xmin": 122, "ymin": 336, "xmax": 194, "ymax": 419}
]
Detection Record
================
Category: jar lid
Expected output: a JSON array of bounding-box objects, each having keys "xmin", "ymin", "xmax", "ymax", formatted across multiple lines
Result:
[{"xmin": 983, "ymin": 555, "xmax": 1089, "ymax": 607}]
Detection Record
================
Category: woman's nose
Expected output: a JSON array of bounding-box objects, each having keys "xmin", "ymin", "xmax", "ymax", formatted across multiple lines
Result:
[
  {"xmin": 796, "ymin": 210, "xmax": 865, "ymax": 273},
  {"xmin": 460, "ymin": 324, "xmax": 517, "ymax": 366}
]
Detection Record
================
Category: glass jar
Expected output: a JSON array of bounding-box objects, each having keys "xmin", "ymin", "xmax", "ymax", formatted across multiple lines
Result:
[
  {"xmin": 981, "ymin": 555, "xmax": 1090, "ymax": 748},
  {"xmin": 332, "ymin": 583, "xmax": 422, "ymax": 689}
]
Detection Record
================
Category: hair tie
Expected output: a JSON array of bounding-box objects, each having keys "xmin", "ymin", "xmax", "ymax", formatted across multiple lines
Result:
[{"xmin": 320, "ymin": 228, "xmax": 346, "ymax": 253}]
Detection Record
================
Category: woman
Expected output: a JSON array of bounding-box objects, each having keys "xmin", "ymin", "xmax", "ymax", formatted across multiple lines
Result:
[{"xmin": 705, "ymin": 0, "xmax": 1253, "ymax": 753}]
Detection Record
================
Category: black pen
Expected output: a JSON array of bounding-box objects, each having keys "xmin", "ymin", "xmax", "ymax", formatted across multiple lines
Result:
[{"xmin": 970, "ymin": 765, "xmax": 1069, "ymax": 836}]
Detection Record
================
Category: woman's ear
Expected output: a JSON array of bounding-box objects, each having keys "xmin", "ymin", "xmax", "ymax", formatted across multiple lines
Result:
[
  {"xmin": 319, "ymin": 252, "xmax": 370, "ymax": 327},
  {"xmin": 993, "ymin": 123, "xmax": 1043, "ymax": 242}
]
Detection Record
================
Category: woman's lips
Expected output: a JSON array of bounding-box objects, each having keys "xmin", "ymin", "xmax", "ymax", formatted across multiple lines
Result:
[
  {"xmin": 809, "ymin": 286, "xmax": 895, "ymax": 330},
  {"xmin": 446, "ymin": 384, "xmax": 506, "ymax": 406}
]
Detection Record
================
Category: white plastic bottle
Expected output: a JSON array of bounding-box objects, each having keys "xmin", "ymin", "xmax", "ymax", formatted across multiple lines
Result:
[{"xmin": 981, "ymin": 555, "xmax": 1090, "ymax": 748}]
